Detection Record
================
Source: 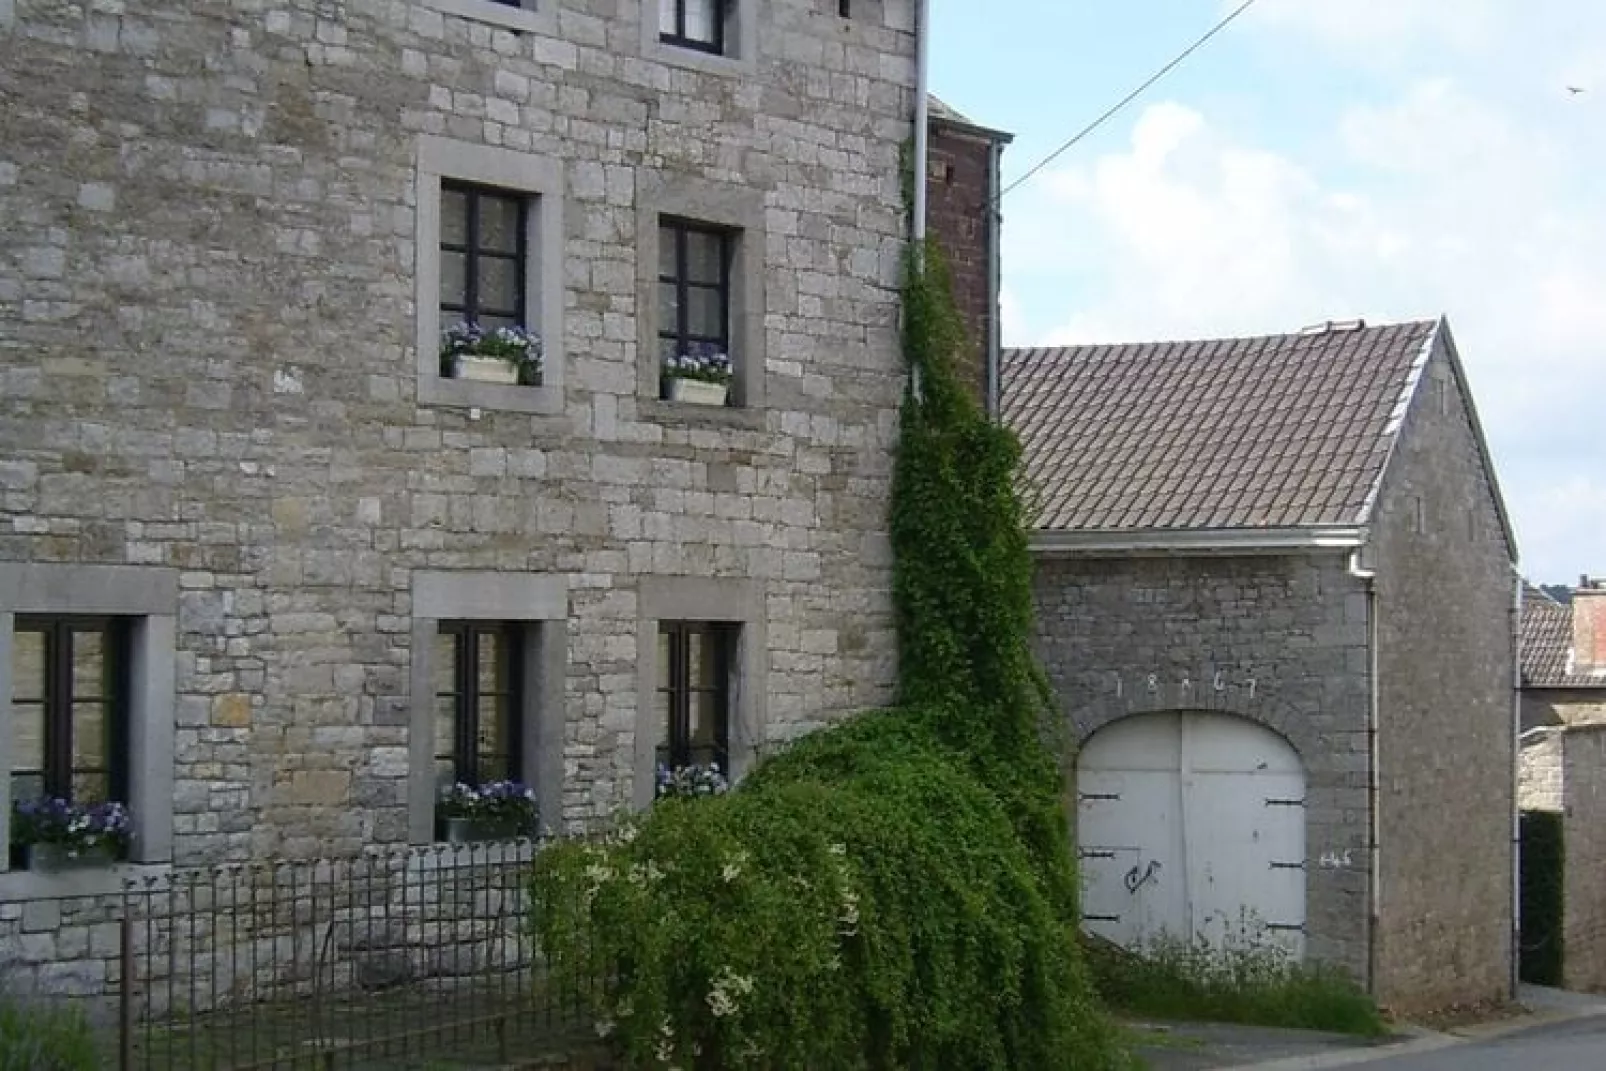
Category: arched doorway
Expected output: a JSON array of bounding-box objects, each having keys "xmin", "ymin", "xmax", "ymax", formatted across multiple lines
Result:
[{"xmin": 1077, "ymin": 711, "xmax": 1306, "ymax": 955}]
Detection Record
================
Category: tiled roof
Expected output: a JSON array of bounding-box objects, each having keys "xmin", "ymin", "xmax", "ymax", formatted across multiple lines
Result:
[
  {"xmin": 1002, "ymin": 320, "xmax": 1439, "ymax": 533},
  {"xmin": 1521, "ymin": 584, "xmax": 1606, "ymax": 689}
]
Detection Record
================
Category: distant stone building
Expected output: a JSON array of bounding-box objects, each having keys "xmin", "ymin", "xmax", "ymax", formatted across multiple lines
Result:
[
  {"xmin": 1519, "ymin": 580, "xmax": 1606, "ymax": 812},
  {"xmin": 1004, "ymin": 318, "xmax": 1519, "ymax": 1014},
  {"xmin": 0, "ymin": 0, "xmax": 933, "ymax": 993}
]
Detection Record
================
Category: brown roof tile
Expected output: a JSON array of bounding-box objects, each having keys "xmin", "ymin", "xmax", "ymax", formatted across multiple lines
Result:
[
  {"xmin": 1002, "ymin": 320, "xmax": 1440, "ymax": 532},
  {"xmin": 1521, "ymin": 584, "xmax": 1606, "ymax": 689}
]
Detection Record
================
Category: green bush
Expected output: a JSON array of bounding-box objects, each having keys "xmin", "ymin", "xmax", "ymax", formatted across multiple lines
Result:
[
  {"xmin": 529, "ymin": 244, "xmax": 1125, "ymax": 1068},
  {"xmin": 0, "ymin": 996, "xmax": 101, "ymax": 1071},
  {"xmin": 1086, "ymin": 931, "xmax": 1384, "ymax": 1038}
]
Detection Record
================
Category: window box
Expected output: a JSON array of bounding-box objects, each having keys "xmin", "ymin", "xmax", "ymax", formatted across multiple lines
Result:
[
  {"xmin": 665, "ymin": 378, "xmax": 729, "ymax": 407},
  {"xmin": 451, "ymin": 354, "xmax": 522, "ymax": 386},
  {"xmin": 21, "ymin": 841, "xmax": 122, "ymax": 872},
  {"xmin": 441, "ymin": 816, "xmax": 527, "ymax": 844}
]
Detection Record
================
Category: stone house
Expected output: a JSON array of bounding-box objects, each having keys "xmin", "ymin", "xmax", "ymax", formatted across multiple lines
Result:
[
  {"xmin": 1003, "ymin": 318, "xmax": 1519, "ymax": 1013},
  {"xmin": 1516, "ymin": 580, "xmax": 1606, "ymax": 990},
  {"xmin": 0, "ymin": 0, "xmax": 938, "ymax": 992}
]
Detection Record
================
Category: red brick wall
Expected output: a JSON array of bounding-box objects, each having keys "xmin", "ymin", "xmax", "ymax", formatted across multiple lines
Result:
[{"xmin": 926, "ymin": 124, "xmax": 997, "ymax": 407}]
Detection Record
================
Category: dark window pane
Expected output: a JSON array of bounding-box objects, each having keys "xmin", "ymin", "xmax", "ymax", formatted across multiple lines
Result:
[
  {"xmin": 12, "ymin": 631, "xmax": 45, "ymax": 702},
  {"xmin": 477, "ymin": 632, "xmax": 504, "ymax": 695},
  {"xmin": 659, "ymin": 227, "xmax": 679, "ymax": 277},
  {"xmin": 442, "ymin": 188, "xmax": 469, "ymax": 246},
  {"xmin": 688, "ymin": 287, "xmax": 724, "ymax": 339},
  {"xmin": 72, "ymin": 771, "xmax": 110, "ymax": 803},
  {"xmin": 659, "ymin": 282, "xmax": 680, "ymax": 337},
  {"xmin": 477, "ymin": 694, "xmax": 505, "ymax": 757},
  {"xmin": 11, "ymin": 771, "xmax": 45, "ymax": 801},
  {"xmin": 479, "ymin": 257, "xmax": 519, "ymax": 313},
  {"xmin": 440, "ymin": 250, "xmax": 468, "ymax": 307},
  {"xmin": 434, "ymin": 633, "xmax": 458, "ymax": 697},
  {"xmin": 684, "ymin": 0, "xmax": 717, "ymax": 43},
  {"xmin": 479, "ymin": 314, "xmax": 517, "ymax": 332},
  {"xmin": 71, "ymin": 629, "xmax": 105, "ymax": 700},
  {"xmin": 480, "ymin": 196, "xmax": 521, "ymax": 254},
  {"xmin": 72, "ymin": 700, "xmax": 108, "ymax": 775},
  {"xmin": 685, "ymin": 230, "xmax": 724, "ymax": 285},
  {"xmin": 12, "ymin": 701, "xmax": 45, "ymax": 779},
  {"xmin": 691, "ymin": 691, "xmax": 723, "ymax": 750}
]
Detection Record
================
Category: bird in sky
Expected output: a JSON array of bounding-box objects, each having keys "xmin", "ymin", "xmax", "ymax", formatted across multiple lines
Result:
[{"xmin": 1566, "ymin": 85, "xmax": 1587, "ymax": 95}]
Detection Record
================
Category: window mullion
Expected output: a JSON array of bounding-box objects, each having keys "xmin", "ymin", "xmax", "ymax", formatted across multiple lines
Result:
[
  {"xmin": 675, "ymin": 226, "xmax": 691, "ymax": 351},
  {"xmin": 465, "ymin": 189, "xmax": 482, "ymax": 324}
]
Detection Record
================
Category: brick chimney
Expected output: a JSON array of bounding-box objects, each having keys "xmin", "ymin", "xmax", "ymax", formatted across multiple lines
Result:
[{"xmin": 1574, "ymin": 576, "xmax": 1606, "ymax": 674}]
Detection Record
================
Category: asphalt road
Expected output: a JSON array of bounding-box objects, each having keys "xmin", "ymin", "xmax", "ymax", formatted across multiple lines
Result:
[{"xmin": 1361, "ymin": 1014, "xmax": 1606, "ymax": 1070}]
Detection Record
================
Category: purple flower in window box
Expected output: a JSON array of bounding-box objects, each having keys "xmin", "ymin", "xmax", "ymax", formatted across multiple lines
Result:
[
  {"xmin": 11, "ymin": 797, "xmax": 130, "ymax": 870},
  {"xmin": 440, "ymin": 321, "xmax": 543, "ymax": 386},
  {"xmin": 437, "ymin": 780, "xmax": 539, "ymax": 841}
]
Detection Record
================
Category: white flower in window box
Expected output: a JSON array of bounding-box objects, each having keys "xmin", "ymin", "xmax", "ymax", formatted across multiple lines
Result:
[
  {"xmin": 440, "ymin": 322, "xmax": 543, "ymax": 386},
  {"xmin": 662, "ymin": 347, "xmax": 733, "ymax": 406}
]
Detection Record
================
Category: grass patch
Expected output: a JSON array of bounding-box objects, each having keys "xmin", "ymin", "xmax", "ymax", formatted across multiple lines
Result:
[
  {"xmin": 1084, "ymin": 932, "xmax": 1386, "ymax": 1038},
  {"xmin": 0, "ymin": 994, "xmax": 102, "ymax": 1071}
]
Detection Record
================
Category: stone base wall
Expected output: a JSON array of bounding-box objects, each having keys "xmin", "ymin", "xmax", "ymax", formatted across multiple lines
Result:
[{"xmin": 1520, "ymin": 731, "xmax": 1564, "ymax": 812}]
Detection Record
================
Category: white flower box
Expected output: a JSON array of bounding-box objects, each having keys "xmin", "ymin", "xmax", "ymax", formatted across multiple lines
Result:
[
  {"xmin": 453, "ymin": 355, "xmax": 521, "ymax": 385},
  {"xmin": 666, "ymin": 378, "xmax": 729, "ymax": 407}
]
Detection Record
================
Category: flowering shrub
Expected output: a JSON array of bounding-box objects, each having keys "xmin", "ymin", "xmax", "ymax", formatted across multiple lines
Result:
[
  {"xmin": 655, "ymin": 762, "xmax": 729, "ymax": 799},
  {"xmin": 662, "ymin": 346, "xmax": 733, "ymax": 385},
  {"xmin": 10, "ymin": 797, "xmax": 131, "ymax": 858},
  {"xmin": 438, "ymin": 780, "xmax": 539, "ymax": 832},
  {"xmin": 439, "ymin": 321, "xmax": 543, "ymax": 385}
]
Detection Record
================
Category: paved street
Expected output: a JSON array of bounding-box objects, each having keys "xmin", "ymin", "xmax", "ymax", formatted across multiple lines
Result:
[{"xmin": 1359, "ymin": 1015, "xmax": 1606, "ymax": 1070}]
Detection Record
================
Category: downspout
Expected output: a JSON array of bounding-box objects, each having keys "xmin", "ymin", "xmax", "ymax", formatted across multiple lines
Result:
[
  {"xmin": 1348, "ymin": 549, "xmax": 1381, "ymax": 995},
  {"xmin": 1510, "ymin": 566, "xmax": 1523, "ymax": 998},
  {"xmin": 912, "ymin": 0, "xmax": 929, "ymax": 249},
  {"xmin": 984, "ymin": 135, "xmax": 1002, "ymax": 419}
]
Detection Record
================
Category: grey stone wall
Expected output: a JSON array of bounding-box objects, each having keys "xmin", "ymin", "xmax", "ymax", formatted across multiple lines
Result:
[
  {"xmin": 1563, "ymin": 726, "xmax": 1606, "ymax": 991},
  {"xmin": 1369, "ymin": 337, "xmax": 1516, "ymax": 1013},
  {"xmin": 0, "ymin": 0, "xmax": 914, "ymax": 875},
  {"xmin": 1032, "ymin": 552, "xmax": 1374, "ymax": 985},
  {"xmin": 1519, "ymin": 731, "xmax": 1563, "ymax": 812}
]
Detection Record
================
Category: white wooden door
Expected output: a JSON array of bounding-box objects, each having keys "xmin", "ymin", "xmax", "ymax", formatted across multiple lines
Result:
[{"xmin": 1077, "ymin": 712, "xmax": 1306, "ymax": 956}]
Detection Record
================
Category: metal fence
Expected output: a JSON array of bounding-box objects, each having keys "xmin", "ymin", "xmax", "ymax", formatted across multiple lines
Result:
[{"xmin": 12, "ymin": 840, "xmax": 609, "ymax": 1070}]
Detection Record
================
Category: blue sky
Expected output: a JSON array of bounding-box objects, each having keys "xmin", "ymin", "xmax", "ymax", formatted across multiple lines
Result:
[{"xmin": 931, "ymin": 0, "xmax": 1606, "ymax": 584}]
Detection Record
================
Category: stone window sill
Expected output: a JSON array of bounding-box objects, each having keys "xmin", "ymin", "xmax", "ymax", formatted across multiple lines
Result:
[
  {"xmin": 644, "ymin": 40, "xmax": 754, "ymax": 76},
  {"xmin": 419, "ymin": 0, "xmax": 556, "ymax": 35},
  {"xmin": 0, "ymin": 861, "xmax": 171, "ymax": 903},
  {"xmin": 419, "ymin": 376, "xmax": 563, "ymax": 416},
  {"xmin": 640, "ymin": 397, "xmax": 765, "ymax": 431}
]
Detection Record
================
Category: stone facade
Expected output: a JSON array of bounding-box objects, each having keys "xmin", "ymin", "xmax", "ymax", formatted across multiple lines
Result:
[
  {"xmin": 1367, "ymin": 340, "xmax": 1516, "ymax": 1013},
  {"xmin": 1520, "ymin": 730, "xmax": 1564, "ymax": 812},
  {"xmin": 1033, "ymin": 552, "xmax": 1374, "ymax": 984},
  {"xmin": 925, "ymin": 112, "xmax": 1007, "ymax": 408},
  {"xmin": 0, "ymin": 0, "xmax": 916, "ymax": 904}
]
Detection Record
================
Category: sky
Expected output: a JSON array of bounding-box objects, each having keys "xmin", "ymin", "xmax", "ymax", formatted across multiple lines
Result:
[{"xmin": 930, "ymin": 0, "xmax": 1606, "ymax": 585}]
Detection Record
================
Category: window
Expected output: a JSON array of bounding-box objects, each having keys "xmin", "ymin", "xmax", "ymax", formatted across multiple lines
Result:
[
  {"xmin": 659, "ymin": 0, "xmax": 724, "ymax": 53},
  {"xmin": 656, "ymin": 623, "xmax": 734, "ymax": 772},
  {"xmin": 440, "ymin": 183, "xmax": 529, "ymax": 335},
  {"xmin": 10, "ymin": 617, "xmax": 130, "ymax": 806},
  {"xmin": 658, "ymin": 219, "xmax": 731, "ymax": 382},
  {"xmin": 434, "ymin": 622, "xmax": 523, "ymax": 789},
  {"xmin": 414, "ymin": 136, "xmax": 565, "ymax": 415},
  {"xmin": 417, "ymin": 0, "xmax": 554, "ymax": 35}
]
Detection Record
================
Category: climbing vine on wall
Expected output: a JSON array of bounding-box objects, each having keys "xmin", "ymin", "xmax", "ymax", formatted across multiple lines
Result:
[{"xmin": 528, "ymin": 242, "xmax": 1120, "ymax": 1069}]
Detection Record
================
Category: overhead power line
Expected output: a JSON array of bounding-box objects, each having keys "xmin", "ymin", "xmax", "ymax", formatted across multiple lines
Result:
[{"xmin": 996, "ymin": 0, "xmax": 1262, "ymax": 201}]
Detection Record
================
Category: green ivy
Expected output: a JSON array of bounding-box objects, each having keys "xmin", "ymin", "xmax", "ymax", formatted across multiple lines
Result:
[{"xmin": 530, "ymin": 242, "xmax": 1123, "ymax": 1069}]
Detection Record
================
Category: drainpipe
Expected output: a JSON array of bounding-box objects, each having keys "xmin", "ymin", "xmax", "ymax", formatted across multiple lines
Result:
[
  {"xmin": 984, "ymin": 135, "xmax": 1002, "ymax": 419},
  {"xmin": 1347, "ymin": 549, "xmax": 1381, "ymax": 995},
  {"xmin": 1510, "ymin": 566, "xmax": 1522, "ymax": 998},
  {"xmin": 912, "ymin": 0, "xmax": 929, "ymax": 249}
]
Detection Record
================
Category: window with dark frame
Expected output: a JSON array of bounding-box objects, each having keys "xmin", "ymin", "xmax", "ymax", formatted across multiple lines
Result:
[
  {"xmin": 433, "ymin": 622, "xmax": 524, "ymax": 791},
  {"xmin": 9, "ymin": 616, "xmax": 131, "ymax": 806},
  {"xmin": 657, "ymin": 218, "xmax": 732, "ymax": 366},
  {"xmin": 659, "ymin": 0, "xmax": 725, "ymax": 53},
  {"xmin": 439, "ymin": 182, "xmax": 529, "ymax": 335},
  {"xmin": 655, "ymin": 622, "xmax": 734, "ymax": 772}
]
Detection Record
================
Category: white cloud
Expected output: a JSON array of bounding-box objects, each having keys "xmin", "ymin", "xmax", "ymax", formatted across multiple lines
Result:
[{"xmin": 1003, "ymin": 76, "xmax": 1606, "ymax": 579}]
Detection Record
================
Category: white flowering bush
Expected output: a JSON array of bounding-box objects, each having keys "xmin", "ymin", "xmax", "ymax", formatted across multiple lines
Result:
[
  {"xmin": 440, "ymin": 321, "xmax": 542, "ymax": 385},
  {"xmin": 662, "ymin": 347, "xmax": 733, "ymax": 385}
]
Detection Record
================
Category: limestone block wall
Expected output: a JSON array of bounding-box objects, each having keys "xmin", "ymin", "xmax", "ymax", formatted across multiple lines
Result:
[
  {"xmin": 1369, "ymin": 340, "xmax": 1516, "ymax": 1013},
  {"xmin": 0, "ymin": 0, "xmax": 917, "ymax": 877},
  {"xmin": 1032, "ymin": 551, "xmax": 1374, "ymax": 985},
  {"xmin": 1563, "ymin": 726, "xmax": 1606, "ymax": 991},
  {"xmin": 1520, "ymin": 731, "xmax": 1564, "ymax": 813}
]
